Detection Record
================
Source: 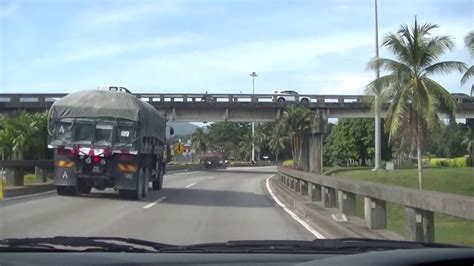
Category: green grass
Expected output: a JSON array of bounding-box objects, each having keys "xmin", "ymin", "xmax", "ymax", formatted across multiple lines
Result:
[
  {"xmin": 23, "ymin": 174, "xmax": 53, "ymax": 185},
  {"xmin": 24, "ymin": 174, "xmax": 37, "ymax": 185},
  {"xmin": 335, "ymin": 168, "xmax": 474, "ymax": 246}
]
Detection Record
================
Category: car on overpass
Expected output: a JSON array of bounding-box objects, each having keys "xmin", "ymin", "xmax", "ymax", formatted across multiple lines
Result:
[{"xmin": 273, "ymin": 90, "xmax": 310, "ymax": 105}]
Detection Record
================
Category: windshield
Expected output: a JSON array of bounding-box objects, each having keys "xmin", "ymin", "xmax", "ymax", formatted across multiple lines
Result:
[
  {"xmin": 73, "ymin": 122, "xmax": 94, "ymax": 144},
  {"xmin": 0, "ymin": 0, "xmax": 472, "ymax": 252},
  {"xmin": 94, "ymin": 124, "xmax": 113, "ymax": 146}
]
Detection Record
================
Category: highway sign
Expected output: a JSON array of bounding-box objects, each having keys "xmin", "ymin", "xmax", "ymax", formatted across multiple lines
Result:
[{"xmin": 175, "ymin": 143, "xmax": 185, "ymax": 155}]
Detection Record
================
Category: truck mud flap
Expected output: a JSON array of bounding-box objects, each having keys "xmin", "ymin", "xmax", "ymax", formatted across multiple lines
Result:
[
  {"xmin": 54, "ymin": 167, "xmax": 78, "ymax": 186},
  {"xmin": 114, "ymin": 171, "xmax": 137, "ymax": 190}
]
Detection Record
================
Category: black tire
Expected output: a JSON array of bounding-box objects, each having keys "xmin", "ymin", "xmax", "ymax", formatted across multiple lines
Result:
[
  {"xmin": 78, "ymin": 181, "xmax": 92, "ymax": 194},
  {"xmin": 134, "ymin": 168, "xmax": 144, "ymax": 200},
  {"xmin": 143, "ymin": 169, "xmax": 150, "ymax": 198},
  {"xmin": 57, "ymin": 185, "xmax": 79, "ymax": 196},
  {"xmin": 278, "ymin": 98, "xmax": 285, "ymax": 103},
  {"xmin": 57, "ymin": 186, "xmax": 67, "ymax": 196},
  {"xmin": 301, "ymin": 98, "xmax": 309, "ymax": 105},
  {"xmin": 152, "ymin": 165, "xmax": 164, "ymax": 190},
  {"xmin": 118, "ymin": 189, "xmax": 132, "ymax": 200}
]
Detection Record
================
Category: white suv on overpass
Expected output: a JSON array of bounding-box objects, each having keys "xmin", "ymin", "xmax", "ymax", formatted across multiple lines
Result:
[{"xmin": 273, "ymin": 90, "xmax": 310, "ymax": 105}]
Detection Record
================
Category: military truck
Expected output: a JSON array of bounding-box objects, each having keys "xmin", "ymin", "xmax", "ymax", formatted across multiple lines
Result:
[{"xmin": 47, "ymin": 88, "xmax": 172, "ymax": 200}]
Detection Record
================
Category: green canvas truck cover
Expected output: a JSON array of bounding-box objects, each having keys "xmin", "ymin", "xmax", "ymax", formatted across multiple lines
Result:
[{"xmin": 48, "ymin": 90, "xmax": 165, "ymax": 142}]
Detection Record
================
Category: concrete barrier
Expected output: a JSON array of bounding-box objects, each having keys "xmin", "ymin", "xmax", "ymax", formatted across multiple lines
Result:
[{"xmin": 278, "ymin": 166, "xmax": 474, "ymax": 243}]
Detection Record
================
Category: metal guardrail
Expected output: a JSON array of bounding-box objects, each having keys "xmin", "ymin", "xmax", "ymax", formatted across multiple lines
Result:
[
  {"xmin": 0, "ymin": 160, "xmax": 54, "ymax": 168},
  {"xmin": 277, "ymin": 166, "xmax": 474, "ymax": 242},
  {"xmin": 1, "ymin": 93, "xmax": 473, "ymax": 105}
]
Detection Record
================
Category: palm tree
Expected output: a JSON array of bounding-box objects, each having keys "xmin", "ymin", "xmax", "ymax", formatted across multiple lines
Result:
[
  {"xmin": 191, "ymin": 127, "xmax": 208, "ymax": 156},
  {"xmin": 269, "ymin": 121, "xmax": 289, "ymax": 164},
  {"xmin": 281, "ymin": 105, "xmax": 313, "ymax": 165},
  {"xmin": 253, "ymin": 124, "xmax": 267, "ymax": 161},
  {"xmin": 461, "ymin": 31, "xmax": 474, "ymax": 86},
  {"xmin": 238, "ymin": 134, "xmax": 253, "ymax": 161},
  {"xmin": 366, "ymin": 19, "xmax": 466, "ymax": 189}
]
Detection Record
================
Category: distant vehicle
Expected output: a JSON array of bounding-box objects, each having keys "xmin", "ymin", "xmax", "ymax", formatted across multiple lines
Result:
[
  {"xmin": 47, "ymin": 89, "xmax": 173, "ymax": 200},
  {"xmin": 200, "ymin": 152, "xmax": 226, "ymax": 168},
  {"xmin": 98, "ymin": 86, "xmax": 132, "ymax": 94},
  {"xmin": 273, "ymin": 90, "xmax": 310, "ymax": 105}
]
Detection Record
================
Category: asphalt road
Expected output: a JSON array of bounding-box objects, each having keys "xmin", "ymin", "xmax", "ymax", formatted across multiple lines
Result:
[{"xmin": 0, "ymin": 166, "xmax": 314, "ymax": 245}]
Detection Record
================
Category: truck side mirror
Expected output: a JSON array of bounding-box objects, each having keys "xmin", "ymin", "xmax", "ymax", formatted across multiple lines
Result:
[{"xmin": 170, "ymin": 127, "xmax": 174, "ymax": 135}]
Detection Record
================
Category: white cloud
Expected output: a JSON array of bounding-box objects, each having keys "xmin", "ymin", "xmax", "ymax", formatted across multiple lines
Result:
[
  {"xmin": 130, "ymin": 30, "xmax": 375, "ymax": 85},
  {"xmin": 1, "ymin": 2, "xmax": 18, "ymax": 17},
  {"xmin": 33, "ymin": 34, "xmax": 196, "ymax": 65},
  {"xmin": 84, "ymin": 2, "xmax": 182, "ymax": 26}
]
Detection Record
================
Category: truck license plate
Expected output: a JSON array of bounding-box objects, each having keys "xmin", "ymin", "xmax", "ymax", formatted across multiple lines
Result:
[{"xmin": 92, "ymin": 165, "xmax": 101, "ymax": 173}]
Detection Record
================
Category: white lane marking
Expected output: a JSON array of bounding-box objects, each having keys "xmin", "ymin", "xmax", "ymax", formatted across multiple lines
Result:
[
  {"xmin": 142, "ymin": 197, "xmax": 166, "ymax": 209},
  {"xmin": 185, "ymin": 182, "xmax": 196, "ymax": 188},
  {"xmin": 209, "ymin": 176, "xmax": 215, "ymax": 180},
  {"xmin": 265, "ymin": 175, "xmax": 326, "ymax": 239},
  {"xmin": 3, "ymin": 190, "xmax": 56, "ymax": 201}
]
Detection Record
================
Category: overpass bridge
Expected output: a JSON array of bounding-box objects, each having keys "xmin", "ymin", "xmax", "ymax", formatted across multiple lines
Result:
[{"xmin": 1, "ymin": 93, "xmax": 474, "ymax": 121}]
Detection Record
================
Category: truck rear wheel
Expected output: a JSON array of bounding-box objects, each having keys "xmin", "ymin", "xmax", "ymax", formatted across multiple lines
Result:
[
  {"xmin": 78, "ymin": 180, "xmax": 92, "ymax": 194},
  {"xmin": 134, "ymin": 168, "xmax": 144, "ymax": 200},
  {"xmin": 57, "ymin": 186, "xmax": 79, "ymax": 196},
  {"xmin": 143, "ymin": 169, "xmax": 150, "ymax": 198},
  {"xmin": 152, "ymin": 167, "xmax": 163, "ymax": 190},
  {"xmin": 118, "ymin": 169, "xmax": 144, "ymax": 200}
]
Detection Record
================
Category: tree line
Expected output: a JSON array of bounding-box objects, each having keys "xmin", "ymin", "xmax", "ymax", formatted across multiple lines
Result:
[{"xmin": 0, "ymin": 112, "xmax": 50, "ymax": 160}]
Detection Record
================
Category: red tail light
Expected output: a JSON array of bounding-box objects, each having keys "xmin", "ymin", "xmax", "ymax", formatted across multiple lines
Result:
[{"xmin": 93, "ymin": 156, "xmax": 100, "ymax": 163}]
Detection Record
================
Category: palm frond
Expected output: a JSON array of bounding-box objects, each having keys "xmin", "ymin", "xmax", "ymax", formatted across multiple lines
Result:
[
  {"xmin": 382, "ymin": 32, "xmax": 412, "ymax": 65},
  {"xmin": 465, "ymin": 31, "xmax": 474, "ymax": 57},
  {"xmin": 421, "ymin": 77, "xmax": 458, "ymax": 121},
  {"xmin": 460, "ymin": 65, "xmax": 474, "ymax": 85},
  {"xmin": 423, "ymin": 61, "xmax": 466, "ymax": 76},
  {"xmin": 420, "ymin": 36, "xmax": 455, "ymax": 67}
]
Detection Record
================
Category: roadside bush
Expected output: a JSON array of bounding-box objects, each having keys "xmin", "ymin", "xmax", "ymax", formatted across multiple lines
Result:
[
  {"xmin": 282, "ymin": 160, "xmax": 295, "ymax": 167},
  {"xmin": 428, "ymin": 157, "xmax": 467, "ymax": 168},
  {"xmin": 453, "ymin": 157, "xmax": 467, "ymax": 168}
]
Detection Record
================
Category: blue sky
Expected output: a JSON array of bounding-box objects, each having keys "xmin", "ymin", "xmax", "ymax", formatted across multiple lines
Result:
[{"xmin": 1, "ymin": 0, "xmax": 472, "ymax": 95}]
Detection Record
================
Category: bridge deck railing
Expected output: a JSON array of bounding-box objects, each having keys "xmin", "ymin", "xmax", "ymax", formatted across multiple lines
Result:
[{"xmin": 277, "ymin": 166, "xmax": 474, "ymax": 243}]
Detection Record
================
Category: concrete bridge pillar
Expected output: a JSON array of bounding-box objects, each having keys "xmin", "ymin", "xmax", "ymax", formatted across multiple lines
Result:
[
  {"xmin": 308, "ymin": 109, "xmax": 328, "ymax": 174},
  {"xmin": 405, "ymin": 207, "xmax": 434, "ymax": 243},
  {"xmin": 5, "ymin": 168, "xmax": 24, "ymax": 187},
  {"xmin": 364, "ymin": 197, "xmax": 386, "ymax": 229},
  {"xmin": 322, "ymin": 186, "xmax": 337, "ymax": 208},
  {"xmin": 310, "ymin": 184, "xmax": 322, "ymax": 202},
  {"xmin": 35, "ymin": 166, "xmax": 48, "ymax": 183},
  {"xmin": 338, "ymin": 191, "xmax": 356, "ymax": 216},
  {"xmin": 294, "ymin": 179, "xmax": 301, "ymax": 193},
  {"xmin": 300, "ymin": 180, "xmax": 308, "ymax": 196}
]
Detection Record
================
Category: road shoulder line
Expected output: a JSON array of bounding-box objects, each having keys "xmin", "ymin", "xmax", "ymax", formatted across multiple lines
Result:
[{"xmin": 265, "ymin": 175, "xmax": 326, "ymax": 239}]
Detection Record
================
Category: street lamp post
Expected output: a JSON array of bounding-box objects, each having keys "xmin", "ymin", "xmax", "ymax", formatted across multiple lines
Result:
[
  {"xmin": 373, "ymin": 0, "xmax": 382, "ymax": 171},
  {"xmin": 249, "ymin": 72, "xmax": 258, "ymax": 163}
]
